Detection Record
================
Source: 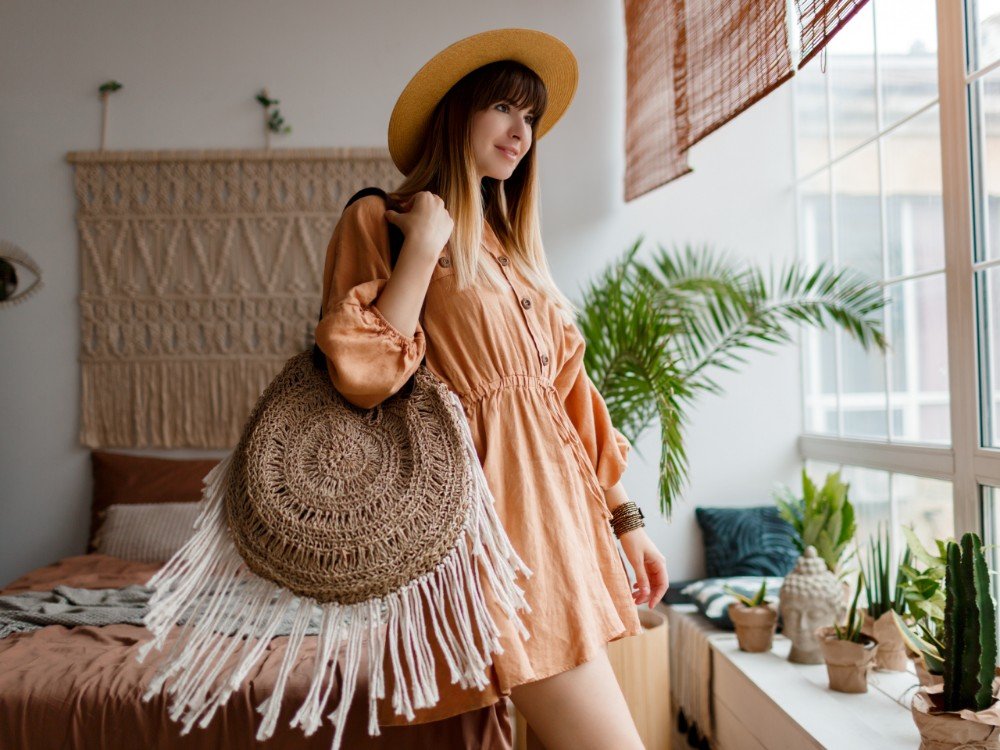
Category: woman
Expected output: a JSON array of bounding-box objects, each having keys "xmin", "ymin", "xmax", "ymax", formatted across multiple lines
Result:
[{"xmin": 315, "ymin": 28, "xmax": 669, "ymax": 750}]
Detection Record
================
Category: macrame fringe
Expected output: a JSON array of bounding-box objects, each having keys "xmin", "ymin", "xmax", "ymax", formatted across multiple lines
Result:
[{"xmin": 136, "ymin": 390, "xmax": 532, "ymax": 750}]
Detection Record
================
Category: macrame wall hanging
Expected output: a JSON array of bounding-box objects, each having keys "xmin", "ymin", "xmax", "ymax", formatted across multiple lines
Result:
[{"xmin": 66, "ymin": 148, "xmax": 401, "ymax": 449}]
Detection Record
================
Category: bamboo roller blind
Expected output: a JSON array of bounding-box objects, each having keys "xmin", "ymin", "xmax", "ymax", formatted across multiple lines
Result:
[{"xmin": 624, "ymin": 0, "xmax": 872, "ymax": 201}]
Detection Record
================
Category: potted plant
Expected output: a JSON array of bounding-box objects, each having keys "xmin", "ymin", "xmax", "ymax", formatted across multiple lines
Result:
[
  {"xmin": 774, "ymin": 468, "xmax": 857, "ymax": 579},
  {"xmin": 577, "ymin": 242, "xmax": 887, "ymax": 518},
  {"xmin": 859, "ymin": 523, "xmax": 911, "ymax": 671},
  {"xmin": 724, "ymin": 579, "xmax": 778, "ymax": 653},
  {"xmin": 909, "ymin": 533, "xmax": 1000, "ymax": 749},
  {"xmin": 892, "ymin": 526, "xmax": 948, "ymax": 686},
  {"xmin": 815, "ymin": 571, "xmax": 878, "ymax": 693}
]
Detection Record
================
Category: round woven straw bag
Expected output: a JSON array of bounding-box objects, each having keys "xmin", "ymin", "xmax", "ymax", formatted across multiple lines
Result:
[{"xmin": 135, "ymin": 188, "xmax": 533, "ymax": 750}]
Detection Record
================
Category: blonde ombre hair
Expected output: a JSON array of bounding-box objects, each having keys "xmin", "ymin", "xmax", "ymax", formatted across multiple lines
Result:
[{"xmin": 387, "ymin": 60, "xmax": 578, "ymax": 322}]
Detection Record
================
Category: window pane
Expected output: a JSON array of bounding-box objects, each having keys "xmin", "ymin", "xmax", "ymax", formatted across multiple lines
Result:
[
  {"xmin": 974, "ymin": 66, "xmax": 1000, "ymax": 263},
  {"xmin": 874, "ymin": 0, "xmax": 938, "ymax": 129},
  {"xmin": 886, "ymin": 274, "xmax": 951, "ymax": 444},
  {"xmin": 970, "ymin": 0, "xmax": 1000, "ymax": 72},
  {"xmin": 882, "ymin": 106, "xmax": 945, "ymax": 278},
  {"xmin": 803, "ymin": 329, "xmax": 838, "ymax": 434},
  {"xmin": 894, "ymin": 474, "xmax": 954, "ymax": 554},
  {"xmin": 986, "ymin": 487, "xmax": 1000, "ymax": 634},
  {"xmin": 799, "ymin": 170, "xmax": 832, "ymax": 264},
  {"xmin": 833, "ymin": 142, "xmax": 883, "ymax": 280},
  {"xmin": 980, "ymin": 267, "xmax": 1000, "ymax": 448},
  {"xmin": 796, "ymin": 54, "xmax": 830, "ymax": 177},
  {"xmin": 829, "ymin": 1, "xmax": 878, "ymax": 158},
  {"xmin": 842, "ymin": 323, "xmax": 888, "ymax": 439},
  {"xmin": 840, "ymin": 465, "xmax": 891, "ymax": 549}
]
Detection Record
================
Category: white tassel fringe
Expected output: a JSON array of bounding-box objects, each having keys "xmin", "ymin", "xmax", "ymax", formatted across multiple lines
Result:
[{"xmin": 136, "ymin": 391, "xmax": 532, "ymax": 750}]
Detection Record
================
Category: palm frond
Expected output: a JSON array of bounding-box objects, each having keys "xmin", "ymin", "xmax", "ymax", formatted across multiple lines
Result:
[{"xmin": 576, "ymin": 238, "xmax": 889, "ymax": 517}]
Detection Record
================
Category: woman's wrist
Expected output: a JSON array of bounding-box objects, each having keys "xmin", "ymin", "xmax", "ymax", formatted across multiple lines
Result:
[{"xmin": 609, "ymin": 501, "xmax": 645, "ymax": 539}]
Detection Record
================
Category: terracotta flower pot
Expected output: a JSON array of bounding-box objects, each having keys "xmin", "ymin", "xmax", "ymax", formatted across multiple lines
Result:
[
  {"xmin": 911, "ymin": 689, "xmax": 1000, "ymax": 750},
  {"xmin": 815, "ymin": 626, "xmax": 878, "ymax": 693},
  {"xmin": 728, "ymin": 602, "xmax": 778, "ymax": 653}
]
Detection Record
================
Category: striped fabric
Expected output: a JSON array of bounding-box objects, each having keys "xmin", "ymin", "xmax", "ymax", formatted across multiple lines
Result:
[
  {"xmin": 93, "ymin": 502, "xmax": 200, "ymax": 563},
  {"xmin": 681, "ymin": 576, "xmax": 784, "ymax": 628}
]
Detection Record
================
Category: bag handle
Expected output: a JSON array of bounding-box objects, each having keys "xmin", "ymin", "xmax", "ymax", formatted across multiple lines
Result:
[{"xmin": 310, "ymin": 187, "xmax": 426, "ymax": 374}]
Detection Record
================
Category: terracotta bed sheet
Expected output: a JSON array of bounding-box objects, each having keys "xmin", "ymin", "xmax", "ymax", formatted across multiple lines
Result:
[{"xmin": 0, "ymin": 553, "xmax": 512, "ymax": 750}]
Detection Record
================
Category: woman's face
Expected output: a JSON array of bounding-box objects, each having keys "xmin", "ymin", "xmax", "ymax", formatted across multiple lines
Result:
[{"xmin": 470, "ymin": 100, "xmax": 535, "ymax": 180}]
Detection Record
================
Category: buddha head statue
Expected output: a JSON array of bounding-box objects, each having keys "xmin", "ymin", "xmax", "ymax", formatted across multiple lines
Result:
[{"xmin": 779, "ymin": 546, "xmax": 844, "ymax": 664}]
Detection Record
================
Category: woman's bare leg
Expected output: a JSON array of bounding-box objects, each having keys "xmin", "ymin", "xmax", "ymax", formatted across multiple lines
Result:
[{"xmin": 509, "ymin": 644, "xmax": 645, "ymax": 750}]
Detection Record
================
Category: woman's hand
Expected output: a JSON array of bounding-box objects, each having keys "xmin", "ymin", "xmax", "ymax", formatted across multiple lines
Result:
[
  {"xmin": 385, "ymin": 191, "xmax": 454, "ymax": 259},
  {"xmin": 619, "ymin": 527, "xmax": 669, "ymax": 608}
]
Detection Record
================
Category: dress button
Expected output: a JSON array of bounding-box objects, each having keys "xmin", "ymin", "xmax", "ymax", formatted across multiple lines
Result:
[
  {"xmin": 438, "ymin": 256, "xmax": 452, "ymax": 268},
  {"xmin": 498, "ymin": 256, "xmax": 510, "ymax": 266},
  {"xmin": 540, "ymin": 353, "xmax": 549, "ymax": 366},
  {"xmin": 520, "ymin": 297, "xmax": 532, "ymax": 309}
]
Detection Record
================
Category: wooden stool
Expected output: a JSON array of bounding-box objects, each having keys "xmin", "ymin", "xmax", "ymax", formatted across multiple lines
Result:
[{"xmin": 513, "ymin": 609, "xmax": 671, "ymax": 749}]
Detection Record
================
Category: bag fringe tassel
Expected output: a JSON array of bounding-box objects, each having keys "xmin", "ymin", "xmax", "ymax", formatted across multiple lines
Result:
[{"xmin": 136, "ymin": 390, "xmax": 533, "ymax": 750}]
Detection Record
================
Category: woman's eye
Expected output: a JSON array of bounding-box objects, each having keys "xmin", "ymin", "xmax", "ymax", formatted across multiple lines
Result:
[{"xmin": 496, "ymin": 103, "xmax": 509, "ymax": 113}]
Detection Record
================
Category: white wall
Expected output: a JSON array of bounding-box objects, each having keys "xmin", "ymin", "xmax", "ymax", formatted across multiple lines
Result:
[{"xmin": 0, "ymin": 0, "xmax": 802, "ymax": 587}]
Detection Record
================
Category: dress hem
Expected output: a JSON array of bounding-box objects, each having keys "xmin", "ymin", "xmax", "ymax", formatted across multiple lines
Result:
[{"xmin": 376, "ymin": 618, "xmax": 642, "ymax": 728}]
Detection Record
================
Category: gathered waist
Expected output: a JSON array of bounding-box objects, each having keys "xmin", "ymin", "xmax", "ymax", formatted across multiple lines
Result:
[{"xmin": 456, "ymin": 374, "xmax": 555, "ymax": 410}]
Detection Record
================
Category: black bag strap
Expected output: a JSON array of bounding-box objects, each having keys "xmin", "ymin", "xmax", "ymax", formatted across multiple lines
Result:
[{"xmin": 311, "ymin": 186, "xmax": 422, "ymax": 373}]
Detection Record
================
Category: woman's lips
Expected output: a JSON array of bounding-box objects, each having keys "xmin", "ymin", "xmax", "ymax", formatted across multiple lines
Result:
[{"xmin": 496, "ymin": 146, "xmax": 517, "ymax": 161}]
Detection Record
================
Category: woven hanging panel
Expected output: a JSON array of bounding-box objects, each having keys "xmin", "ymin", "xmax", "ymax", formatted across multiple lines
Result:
[
  {"xmin": 624, "ymin": 0, "xmax": 693, "ymax": 201},
  {"xmin": 67, "ymin": 148, "xmax": 401, "ymax": 449},
  {"xmin": 673, "ymin": 0, "xmax": 794, "ymax": 150},
  {"xmin": 796, "ymin": 0, "xmax": 872, "ymax": 68}
]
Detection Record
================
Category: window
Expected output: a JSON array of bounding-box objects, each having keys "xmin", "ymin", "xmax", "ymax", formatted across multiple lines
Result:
[{"xmin": 793, "ymin": 0, "xmax": 1000, "ymax": 611}]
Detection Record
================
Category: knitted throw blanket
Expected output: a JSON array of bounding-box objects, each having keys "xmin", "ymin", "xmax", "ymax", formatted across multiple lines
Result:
[{"xmin": 65, "ymin": 147, "xmax": 400, "ymax": 449}]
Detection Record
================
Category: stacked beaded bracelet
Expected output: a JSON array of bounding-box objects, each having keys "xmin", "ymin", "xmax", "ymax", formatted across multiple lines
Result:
[{"xmin": 609, "ymin": 501, "xmax": 645, "ymax": 539}]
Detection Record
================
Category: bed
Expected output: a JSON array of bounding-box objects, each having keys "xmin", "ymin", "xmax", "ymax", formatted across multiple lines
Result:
[{"xmin": 0, "ymin": 451, "xmax": 512, "ymax": 750}]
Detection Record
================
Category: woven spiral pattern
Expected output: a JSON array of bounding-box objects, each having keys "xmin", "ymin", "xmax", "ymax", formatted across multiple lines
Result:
[{"xmin": 225, "ymin": 351, "xmax": 472, "ymax": 603}]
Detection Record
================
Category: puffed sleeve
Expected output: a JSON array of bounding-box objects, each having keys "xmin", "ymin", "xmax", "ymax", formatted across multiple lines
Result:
[
  {"xmin": 314, "ymin": 195, "xmax": 426, "ymax": 409},
  {"xmin": 553, "ymin": 318, "xmax": 632, "ymax": 490}
]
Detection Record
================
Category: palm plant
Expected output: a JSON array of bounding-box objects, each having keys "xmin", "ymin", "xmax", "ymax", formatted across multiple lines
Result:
[{"xmin": 576, "ymin": 239, "xmax": 888, "ymax": 517}]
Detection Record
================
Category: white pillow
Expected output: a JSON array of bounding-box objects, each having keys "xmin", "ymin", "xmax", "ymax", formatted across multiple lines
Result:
[{"xmin": 94, "ymin": 502, "xmax": 202, "ymax": 563}]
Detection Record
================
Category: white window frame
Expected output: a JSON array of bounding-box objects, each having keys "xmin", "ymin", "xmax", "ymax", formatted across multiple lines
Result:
[{"xmin": 792, "ymin": 0, "xmax": 1000, "ymax": 540}]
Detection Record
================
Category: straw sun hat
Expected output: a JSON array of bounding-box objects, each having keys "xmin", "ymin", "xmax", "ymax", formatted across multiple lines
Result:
[{"xmin": 387, "ymin": 28, "xmax": 579, "ymax": 175}]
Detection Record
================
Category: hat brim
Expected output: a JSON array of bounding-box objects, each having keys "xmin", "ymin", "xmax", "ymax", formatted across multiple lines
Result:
[{"xmin": 388, "ymin": 28, "xmax": 578, "ymax": 176}]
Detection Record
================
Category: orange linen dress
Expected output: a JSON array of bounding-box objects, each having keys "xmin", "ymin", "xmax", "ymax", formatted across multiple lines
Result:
[{"xmin": 314, "ymin": 194, "xmax": 643, "ymax": 727}]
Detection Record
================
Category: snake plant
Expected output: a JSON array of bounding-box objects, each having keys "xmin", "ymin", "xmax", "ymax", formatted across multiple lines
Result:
[
  {"xmin": 576, "ymin": 239, "xmax": 887, "ymax": 518},
  {"xmin": 834, "ymin": 571, "xmax": 867, "ymax": 643},
  {"xmin": 862, "ymin": 522, "xmax": 911, "ymax": 619}
]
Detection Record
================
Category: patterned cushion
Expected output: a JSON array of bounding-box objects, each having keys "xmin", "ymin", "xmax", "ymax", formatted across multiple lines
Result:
[
  {"xmin": 694, "ymin": 505, "xmax": 799, "ymax": 577},
  {"xmin": 681, "ymin": 576, "xmax": 784, "ymax": 629},
  {"xmin": 93, "ymin": 502, "xmax": 202, "ymax": 563}
]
